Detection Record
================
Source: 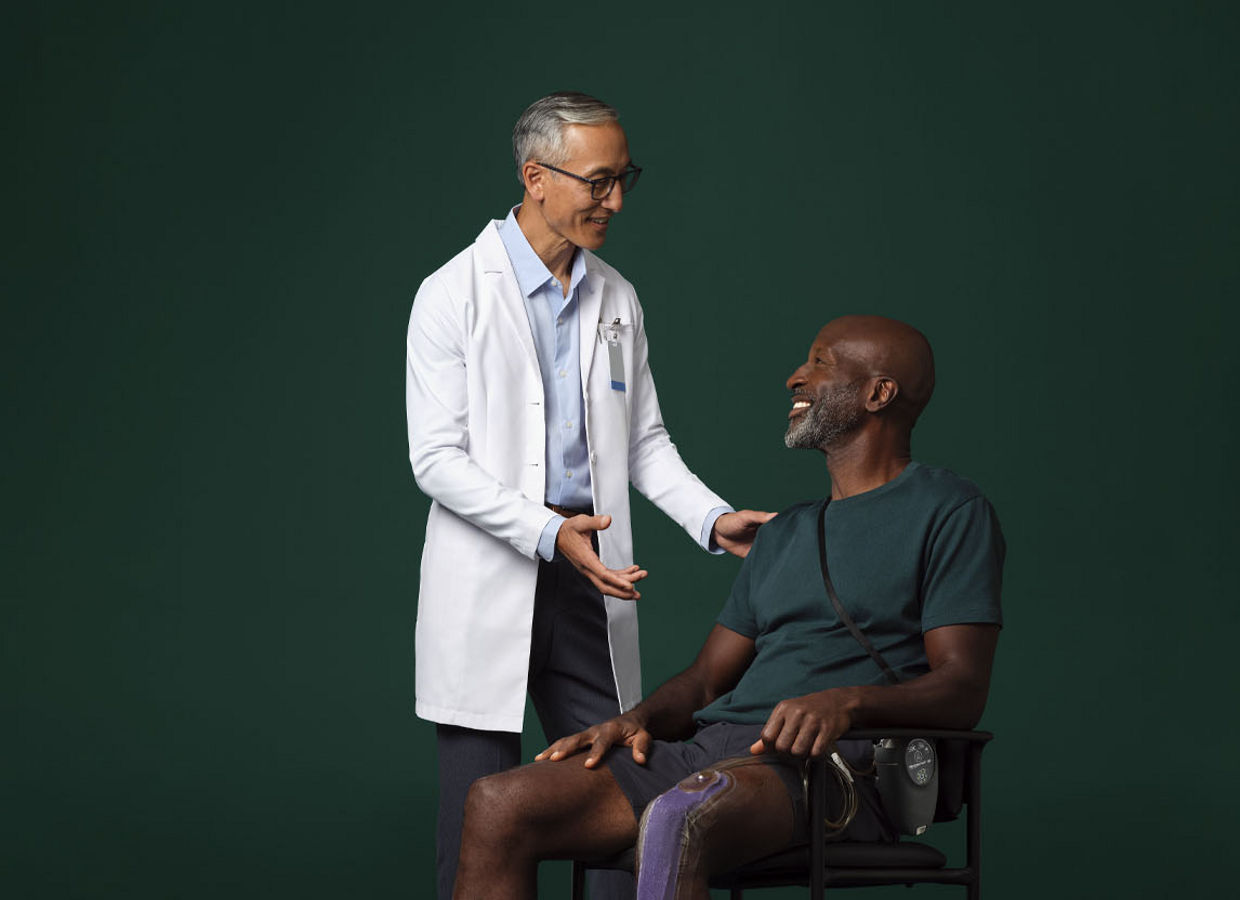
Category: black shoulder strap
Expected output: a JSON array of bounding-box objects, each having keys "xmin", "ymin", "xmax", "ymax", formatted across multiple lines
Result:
[{"xmin": 817, "ymin": 499, "xmax": 902, "ymax": 685}]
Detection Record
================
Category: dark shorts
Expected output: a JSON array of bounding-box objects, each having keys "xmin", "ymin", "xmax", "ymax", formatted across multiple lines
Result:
[{"xmin": 603, "ymin": 722, "xmax": 894, "ymax": 843}]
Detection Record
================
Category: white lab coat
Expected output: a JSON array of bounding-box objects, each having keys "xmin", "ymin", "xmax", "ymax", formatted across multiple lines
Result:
[{"xmin": 406, "ymin": 221, "xmax": 727, "ymax": 732}]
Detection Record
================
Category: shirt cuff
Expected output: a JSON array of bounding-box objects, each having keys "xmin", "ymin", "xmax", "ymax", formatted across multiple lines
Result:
[
  {"xmin": 701, "ymin": 505, "xmax": 734, "ymax": 554},
  {"xmin": 538, "ymin": 514, "xmax": 566, "ymax": 562}
]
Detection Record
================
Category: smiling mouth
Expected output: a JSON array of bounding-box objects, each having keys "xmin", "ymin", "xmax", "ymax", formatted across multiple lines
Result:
[{"xmin": 788, "ymin": 398, "xmax": 811, "ymax": 419}]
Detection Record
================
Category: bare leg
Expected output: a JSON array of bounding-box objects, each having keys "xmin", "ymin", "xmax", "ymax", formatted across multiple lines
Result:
[
  {"xmin": 635, "ymin": 758, "xmax": 801, "ymax": 900},
  {"xmin": 453, "ymin": 758, "xmax": 638, "ymax": 900}
]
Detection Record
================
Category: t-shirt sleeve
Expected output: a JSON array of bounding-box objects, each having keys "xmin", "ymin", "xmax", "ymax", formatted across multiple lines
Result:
[
  {"xmin": 921, "ymin": 496, "xmax": 1005, "ymax": 631},
  {"xmin": 714, "ymin": 526, "xmax": 764, "ymax": 639}
]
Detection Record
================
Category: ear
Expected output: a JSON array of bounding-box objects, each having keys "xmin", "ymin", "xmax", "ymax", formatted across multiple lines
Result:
[
  {"xmin": 865, "ymin": 376, "xmax": 899, "ymax": 412},
  {"xmin": 522, "ymin": 161, "xmax": 546, "ymax": 200}
]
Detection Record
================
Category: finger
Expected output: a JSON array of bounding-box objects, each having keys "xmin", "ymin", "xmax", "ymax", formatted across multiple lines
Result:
[
  {"xmin": 573, "ymin": 549, "xmax": 629, "ymax": 585},
  {"xmin": 587, "ymin": 571, "xmax": 641, "ymax": 600},
  {"xmin": 584, "ymin": 735, "xmax": 615, "ymax": 768},
  {"xmin": 576, "ymin": 514, "xmax": 611, "ymax": 534},
  {"xmin": 760, "ymin": 706, "xmax": 785, "ymax": 746},
  {"xmin": 752, "ymin": 721, "xmax": 779, "ymax": 753},
  {"xmin": 540, "ymin": 740, "xmax": 575, "ymax": 762},
  {"xmin": 567, "ymin": 542, "xmax": 647, "ymax": 592},
  {"xmin": 631, "ymin": 731, "xmax": 652, "ymax": 765},
  {"xmin": 810, "ymin": 732, "xmax": 830, "ymax": 759},
  {"xmin": 534, "ymin": 737, "xmax": 565, "ymax": 760},
  {"xmin": 585, "ymin": 565, "xmax": 644, "ymax": 599},
  {"xmin": 771, "ymin": 712, "xmax": 801, "ymax": 754},
  {"xmin": 587, "ymin": 562, "xmax": 645, "ymax": 587},
  {"xmin": 745, "ymin": 510, "xmax": 778, "ymax": 525},
  {"xmin": 763, "ymin": 714, "xmax": 803, "ymax": 753},
  {"xmin": 790, "ymin": 722, "xmax": 817, "ymax": 757},
  {"xmin": 539, "ymin": 733, "xmax": 586, "ymax": 761}
]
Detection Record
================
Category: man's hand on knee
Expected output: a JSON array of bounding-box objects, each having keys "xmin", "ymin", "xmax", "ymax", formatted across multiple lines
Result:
[{"xmin": 536, "ymin": 713, "xmax": 653, "ymax": 768}]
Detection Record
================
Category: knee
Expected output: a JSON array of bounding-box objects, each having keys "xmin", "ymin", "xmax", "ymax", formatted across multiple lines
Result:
[
  {"xmin": 639, "ymin": 768, "xmax": 731, "ymax": 847},
  {"xmin": 463, "ymin": 768, "xmax": 540, "ymax": 852},
  {"xmin": 463, "ymin": 771, "xmax": 528, "ymax": 846},
  {"xmin": 636, "ymin": 768, "xmax": 733, "ymax": 892}
]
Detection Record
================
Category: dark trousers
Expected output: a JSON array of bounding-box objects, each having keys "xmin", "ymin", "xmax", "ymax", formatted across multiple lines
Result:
[{"xmin": 436, "ymin": 552, "xmax": 635, "ymax": 899}]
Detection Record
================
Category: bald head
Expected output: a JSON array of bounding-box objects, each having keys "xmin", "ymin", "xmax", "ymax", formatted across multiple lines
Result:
[{"xmin": 814, "ymin": 315, "xmax": 935, "ymax": 422}]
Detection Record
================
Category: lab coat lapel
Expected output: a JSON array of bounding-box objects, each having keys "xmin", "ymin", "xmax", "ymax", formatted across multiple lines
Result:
[
  {"xmin": 476, "ymin": 223, "xmax": 539, "ymax": 373},
  {"xmin": 577, "ymin": 254, "xmax": 603, "ymax": 387}
]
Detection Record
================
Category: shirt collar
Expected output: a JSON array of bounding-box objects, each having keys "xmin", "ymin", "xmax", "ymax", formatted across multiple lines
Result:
[{"xmin": 498, "ymin": 206, "xmax": 588, "ymax": 299}]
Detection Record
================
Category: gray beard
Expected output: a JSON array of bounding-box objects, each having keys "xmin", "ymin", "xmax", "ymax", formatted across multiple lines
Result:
[{"xmin": 784, "ymin": 384, "xmax": 864, "ymax": 450}]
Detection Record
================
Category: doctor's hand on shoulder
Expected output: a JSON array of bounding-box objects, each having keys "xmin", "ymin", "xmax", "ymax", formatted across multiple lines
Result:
[
  {"xmin": 556, "ymin": 514, "xmax": 648, "ymax": 600},
  {"xmin": 712, "ymin": 509, "xmax": 778, "ymax": 558}
]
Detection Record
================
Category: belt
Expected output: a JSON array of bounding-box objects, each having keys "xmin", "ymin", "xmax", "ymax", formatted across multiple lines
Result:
[{"xmin": 546, "ymin": 502, "xmax": 593, "ymax": 519}]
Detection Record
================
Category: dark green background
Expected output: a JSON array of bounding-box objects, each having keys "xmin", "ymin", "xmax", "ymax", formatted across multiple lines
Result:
[{"xmin": 7, "ymin": 2, "xmax": 1238, "ymax": 897}]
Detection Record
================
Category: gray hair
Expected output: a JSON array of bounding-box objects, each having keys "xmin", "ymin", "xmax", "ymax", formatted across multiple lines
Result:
[{"xmin": 512, "ymin": 91, "xmax": 619, "ymax": 185}]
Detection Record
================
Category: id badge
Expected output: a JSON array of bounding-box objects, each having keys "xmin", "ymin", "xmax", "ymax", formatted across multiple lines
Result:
[{"xmin": 598, "ymin": 318, "xmax": 626, "ymax": 391}]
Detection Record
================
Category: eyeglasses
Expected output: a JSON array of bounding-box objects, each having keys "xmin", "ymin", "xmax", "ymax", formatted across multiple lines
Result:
[{"xmin": 537, "ymin": 162, "xmax": 642, "ymax": 200}]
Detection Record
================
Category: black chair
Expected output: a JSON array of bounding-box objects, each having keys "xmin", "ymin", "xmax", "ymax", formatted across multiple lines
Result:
[{"xmin": 570, "ymin": 728, "xmax": 992, "ymax": 899}]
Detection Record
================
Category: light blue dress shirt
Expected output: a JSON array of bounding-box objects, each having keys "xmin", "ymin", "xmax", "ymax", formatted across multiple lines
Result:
[{"xmin": 497, "ymin": 208, "xmax": 730, "ymax": 562}]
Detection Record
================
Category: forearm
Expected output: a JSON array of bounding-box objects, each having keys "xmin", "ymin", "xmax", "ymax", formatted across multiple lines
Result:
[
  {"xmin": 627, "ymin": 625, "xmax": 755, "ymax": 740},
  {"xmin": 410, "ymin": 441, "xmax": 554, "ymax": 555},
  {"xmin": 406, "ymin": 283, "xmax": 555, "ymax": 558},
  {"xmin": 755, "ymin": 625, "xmax": 997, "ymax": 758},
  {"xmin": 626, "ymin": 667, "xmax": 713, "ymax": 741},
  {"xmin": 834, "ymin": 660, "xmax": 991, "ymax": 731}
]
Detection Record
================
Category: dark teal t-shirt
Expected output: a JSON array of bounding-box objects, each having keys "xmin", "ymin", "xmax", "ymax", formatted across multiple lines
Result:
[{"xmin": 695, "ymin": 462, "xmax": 1005, "ymax": 726}]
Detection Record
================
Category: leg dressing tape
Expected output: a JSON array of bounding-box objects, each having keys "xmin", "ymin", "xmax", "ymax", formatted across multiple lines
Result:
[{"xmin": 634, "ymin": 769, "xmax": 733, "ymax": 900}]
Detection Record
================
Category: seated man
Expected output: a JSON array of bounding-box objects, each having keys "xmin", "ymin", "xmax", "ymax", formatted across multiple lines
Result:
[{"xmin": 453, "ymin": 315, "xmax": 1005, "ymax": 900}]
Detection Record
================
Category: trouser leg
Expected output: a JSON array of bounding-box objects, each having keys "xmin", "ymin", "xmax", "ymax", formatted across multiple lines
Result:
[
  {"xmin": 436, "ymin": 724, "xmax": 521, "ymax": 900},
  {"xmin": 528, "ymin": 552, "xmax": 634, "ymax": 899}
]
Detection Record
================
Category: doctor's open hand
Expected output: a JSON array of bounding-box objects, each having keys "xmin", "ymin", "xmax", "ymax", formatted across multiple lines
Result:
[
  {"xmin": 556, "ymin": 514, "xmax": 648, "ymax": 600},
  {"xmin": 712, "ymin": 509, "xmax": 778, "ymax": 558}
]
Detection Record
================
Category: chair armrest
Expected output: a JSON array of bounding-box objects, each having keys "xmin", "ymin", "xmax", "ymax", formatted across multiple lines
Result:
[{"xmin": 838, "ymin": 728, "xmax": 992, "ymax": 744}]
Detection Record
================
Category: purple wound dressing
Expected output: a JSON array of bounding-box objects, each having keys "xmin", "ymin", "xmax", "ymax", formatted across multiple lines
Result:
[{"xmin": 634, "ymin": 769, "xmax": 733, "ymax": 900}]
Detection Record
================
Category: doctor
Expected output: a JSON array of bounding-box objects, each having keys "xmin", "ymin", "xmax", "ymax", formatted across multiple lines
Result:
[{"xmin": 405, "ymin": 91, "xmax": 772, "ymax": 899}]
